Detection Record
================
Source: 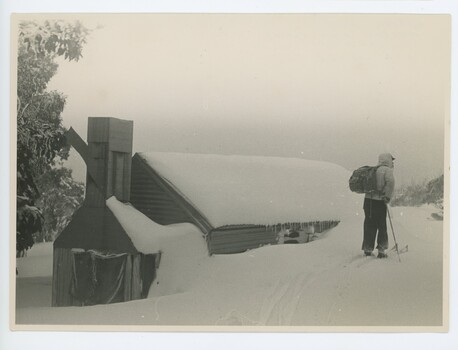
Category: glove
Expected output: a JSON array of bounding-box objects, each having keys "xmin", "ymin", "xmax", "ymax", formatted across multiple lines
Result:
[{"xmin": 382, "ymin": 196, "xmax": 390, "ymax": 204}]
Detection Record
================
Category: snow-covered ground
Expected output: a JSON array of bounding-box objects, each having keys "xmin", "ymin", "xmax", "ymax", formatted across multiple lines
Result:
[{"xmin": 15, "ymin": 204, "xmax": 445, "ymax": 329}]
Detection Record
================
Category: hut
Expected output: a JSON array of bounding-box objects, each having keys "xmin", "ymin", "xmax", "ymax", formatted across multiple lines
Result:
[
  {"xmin": 52, "ymin": 118, "xmax": 159, "ymax": 307},
  {"xmin": 130, "ymin": 152, "xmax": 345, "ymax": 254},
  {"xmin": 53, "ymin": 116, "xmax": 351, "ymax": 307}
]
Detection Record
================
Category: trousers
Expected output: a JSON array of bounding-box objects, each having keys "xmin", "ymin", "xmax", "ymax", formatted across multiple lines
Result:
[{"xmin": 362, "ymin": 198, "xmax": 389, "ymax": 252}]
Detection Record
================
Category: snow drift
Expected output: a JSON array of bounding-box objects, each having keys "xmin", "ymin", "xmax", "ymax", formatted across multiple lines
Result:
[
  {"xmin": 106, "ymin": 197, "xmax": 208, "ymax": 296},
  {"xmin": 15, "ymin": 204, "xmax": 444, "ymax": 328}
]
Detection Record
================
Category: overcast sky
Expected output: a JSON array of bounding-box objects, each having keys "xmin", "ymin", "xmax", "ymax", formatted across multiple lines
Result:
[{"xmin": 42, "ymin": 13, "xmax": 450, "ymax": 186}]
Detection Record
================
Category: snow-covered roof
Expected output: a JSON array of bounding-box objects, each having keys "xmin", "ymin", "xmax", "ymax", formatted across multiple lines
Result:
[
  {"xmin": 107, "ymin": 197, "xmax": 206, "ymax": 256},
  {"xmin": 138, "ymin": 152, "xmax": 360, "ymax": 227}
]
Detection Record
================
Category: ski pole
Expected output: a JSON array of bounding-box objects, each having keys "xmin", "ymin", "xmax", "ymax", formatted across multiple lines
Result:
[{"xmin": 386, "ymin": 205, "xmax": 401, "ymax": 262}]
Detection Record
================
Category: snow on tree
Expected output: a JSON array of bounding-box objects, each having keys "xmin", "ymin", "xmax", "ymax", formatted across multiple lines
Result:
[
  {"xmin": 16, "ymin": 19, "xmax": 91, "ymax": 253},
  {"xmin": 35, "ymin": 167, "xmax": 85, "ymax": 242}
]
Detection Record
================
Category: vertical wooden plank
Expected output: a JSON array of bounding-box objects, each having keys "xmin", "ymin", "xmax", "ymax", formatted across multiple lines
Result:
[
  {"xmin": 87, "ymin": 117, "xmax": 110, "ymax": 142},
  {"xmin": 122, "ymin": 152, "xmax": 131, "ymax": 201},
  {"xmin": 124, "ymin": 255, "xmax": 132, "ymax": 301},
  {"xmin": 52, "ymin": 248, "xmax": 59, "ymax": 306},
  {"xmin": 106, "ymin": 150, "xmax": 114, "ymax": 199},
  {"xmin": 52, "ymin": 248, "xmax": 74, "ymax": 307},
  {"xmin": 107, "ymin": 118, "xmax": 134, "ymax": 152},
  {"xmin": 114, "ymin": 152, "xmax": 125, "ymax": 200},
  {"xmin": 131, "ymin": 255, "xmax": 142, "ymax": 300},
  {"xmin": 64, "ymin": 249, "xmax": 73, "ymax": 306},
  {"xmin": 85, "ymin": 143, "xmax": 107, "ymax": 208},
  {"xmin": 107, "ymin": 151, "xmax": 129, "ymax": 201},
  {"xmin": 54, "ymin": 248, "xmax": 65, "ymax": 306}
]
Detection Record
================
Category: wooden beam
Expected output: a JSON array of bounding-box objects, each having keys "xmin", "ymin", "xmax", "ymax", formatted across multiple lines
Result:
[{"xmin": 65, "ymin": 127, "xmax": 105, "ymax": 196}]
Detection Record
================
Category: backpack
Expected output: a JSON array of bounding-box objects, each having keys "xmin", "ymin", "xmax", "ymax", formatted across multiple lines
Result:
[{"xmin": 349, "ymin": 165, "xmax": 380, "ymax": 194}]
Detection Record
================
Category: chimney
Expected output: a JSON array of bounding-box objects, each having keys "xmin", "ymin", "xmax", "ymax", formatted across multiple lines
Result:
[{"xmin": 84, "ymin": 117, "xmax": 133, "ymax": 207}]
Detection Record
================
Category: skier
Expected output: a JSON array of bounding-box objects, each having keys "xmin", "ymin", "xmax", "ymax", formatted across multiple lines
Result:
[{"xmin": 362, "ymin": 153, "xmax": 395, "ymax": 258}]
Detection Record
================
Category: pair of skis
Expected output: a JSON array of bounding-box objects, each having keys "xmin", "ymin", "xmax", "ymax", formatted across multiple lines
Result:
[{"xmin": 389, "ymin": 243, "xmax": 408, "ymax": 255}]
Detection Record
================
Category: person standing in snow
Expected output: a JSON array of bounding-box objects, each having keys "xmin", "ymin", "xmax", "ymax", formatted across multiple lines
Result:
[{"xmin": 362, "ymin": 153, "xmax": 396, "ymax": 258}]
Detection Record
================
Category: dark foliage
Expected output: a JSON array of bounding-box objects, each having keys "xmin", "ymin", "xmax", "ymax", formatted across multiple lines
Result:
[
  {"xmin": 35, "ymin": 167, "xmax": 85, "ymax": 242},
  {"xmin": 391, "ymin": 174, "xmax": 444, "ymax": 208},
  {"xmin": 16, "ymin": 20, "xmax": 90, "ymax": 253}
]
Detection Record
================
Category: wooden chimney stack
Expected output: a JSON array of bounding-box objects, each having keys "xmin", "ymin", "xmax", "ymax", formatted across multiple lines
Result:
[{"xmin": 85, "ymin": 117, "xmax": 133, "ymax": 207}]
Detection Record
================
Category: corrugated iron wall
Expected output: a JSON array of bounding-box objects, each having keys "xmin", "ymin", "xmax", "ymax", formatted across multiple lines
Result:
[
  {"xmin": 130, "ymin": 156, "xmax": 195, "ymax": 226},
  {"xmin": 208, "ymin": 220, "xmax": 340, "ymax": 255},
  {"xmin": 209, "ymin": 225, "xmax": 278, "ymax": 254}
]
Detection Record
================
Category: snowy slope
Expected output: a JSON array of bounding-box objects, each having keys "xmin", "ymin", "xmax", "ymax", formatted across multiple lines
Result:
[
  {"xmin": 15, "ymin": 203, "xmax": 444, "ymax": 329},
  {"xmin": 139, "ymin": 152, "xmax": 361, "ymax": 226},
  {"xmin": 15, "ymin": 242, "xmax": 53, "ymax": 278}
]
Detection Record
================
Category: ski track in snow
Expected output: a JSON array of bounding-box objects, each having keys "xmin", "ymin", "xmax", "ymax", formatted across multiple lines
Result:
[
  {"xmin": 258, "ymin": 256, "xmax": 360, "ymax": 326},
  {"xmin": 258, "ymin": 271, "xmax": 320, "ymax": 326},
  {"xmin": 324, "ymin": 254, "xmax": 380, "ymax": 325},
  {"xmin": 324, "ymin": 247, "xmax": 409, "ymax": 325},
  {"xmin": 326, "ymin": 262, "xmax": 353, "ymax": 325},
  {"xmin": 215, "ymin": 310, "xmax": 257, "ymax": 326},
  {"xmin": 353, "ymin": 255, "xmax": 379, "ymax": 268}
]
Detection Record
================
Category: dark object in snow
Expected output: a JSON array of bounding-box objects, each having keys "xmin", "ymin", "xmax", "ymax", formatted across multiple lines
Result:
[
  {"xmin": 286, "ymin": 230, "xmax": 300, "ymax": 238},
  {"xmin": 284, "ymin": 239, "xmax": 299, "ymax": 244}
]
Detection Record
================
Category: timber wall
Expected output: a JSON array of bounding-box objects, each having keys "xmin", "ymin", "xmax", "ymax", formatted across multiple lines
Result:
[
  {"xmin": 130, "ymin": 156, "xmax": 199, "ymax": 226},
  {"xmin": 52, "ymin": 248, "xmax": 75, "ymax": 306}
]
